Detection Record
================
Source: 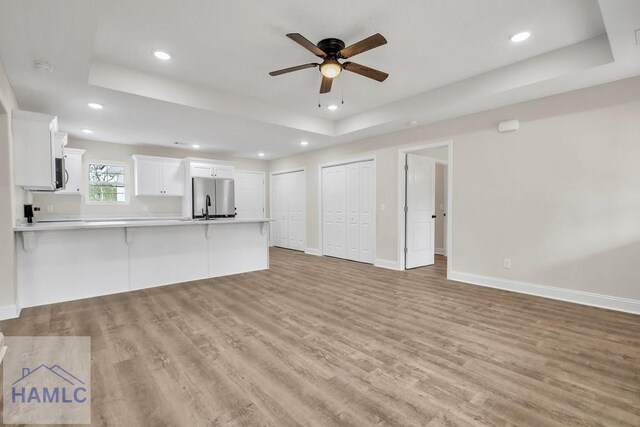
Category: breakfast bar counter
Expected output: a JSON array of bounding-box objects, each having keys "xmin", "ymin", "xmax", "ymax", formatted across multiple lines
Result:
[{"xmin": 14, "ymin": 218, "xmax": 272, "ymax": 309}]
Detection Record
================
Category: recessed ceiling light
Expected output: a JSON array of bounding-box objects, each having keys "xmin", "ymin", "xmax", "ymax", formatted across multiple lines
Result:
[
  {"xmin": 510, "ymin": 31, "xmax": 531, "ymax": 43},
  {"xmin": 81, "ymin": 128, "xmax": 94, "ymax": 134},
  {"xmin": 407, "ymin": 120, "xmax": 418, "ymax": 126},
  {"xmin": 300, "ymin": 141, "xmax": 309, "ymax": 146},
  {"xmin": 258, "ymin": 152, "xmax": 265, "ymax": 157},
  {"xmin": 153, "ymin": 50, "xmax": 171, "ymax": 60},
  {"xmin": 191, "ymin": 144, "xmax": 200, "ymax": 148},
  {"xmin": 87, "ymin": 102, "xmax": 103, "ymax": 110},
  {"xmin": 327, "ymin": 104, "xmax": 338, "ymax": 111}
]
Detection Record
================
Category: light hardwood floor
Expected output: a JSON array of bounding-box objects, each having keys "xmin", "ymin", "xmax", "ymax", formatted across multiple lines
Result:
[{"xmin": 1, "ymin": 248, "xmax": 639, "ymax": 426}]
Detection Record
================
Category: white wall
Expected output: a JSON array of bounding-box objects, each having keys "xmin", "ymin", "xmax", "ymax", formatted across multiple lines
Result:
[
  {"xmin": 32, "ymin": 138, "xmax": 269, "ymax": 218},
  {"xmin": 0, "ymin": 60, "xmax": 20, "ymax": 314},
  {"xmin": 269, "ymin": 76, "xmax": 640, "ymax": 302}
]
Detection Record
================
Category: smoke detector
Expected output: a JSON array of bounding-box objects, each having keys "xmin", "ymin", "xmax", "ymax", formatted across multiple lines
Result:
[{"xmin": 34, "ymin": 60, "xmax": 55, "ymax": 73}]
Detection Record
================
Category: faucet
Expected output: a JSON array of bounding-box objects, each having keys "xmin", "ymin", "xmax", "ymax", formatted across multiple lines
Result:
[{"xmin": 204, "ymin": 195, "xmax": 211, "ymax": 220}]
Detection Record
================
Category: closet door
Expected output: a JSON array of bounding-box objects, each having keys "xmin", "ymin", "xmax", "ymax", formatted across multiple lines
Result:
[
  {"xmin": 288, "ymin": 171, "xmax": 305, "ymax": 251},
  {"xmin": 358, "ymin": 161, "xmax": 374, "ymax": 263},
  {"xmin": 272, "ymin": 171, "xmax": 305, "ymax": 251},
  {"xmin": 322, "ymin": 165, "xmax": 347, "ymax": 258},
  {"xmin": 346, "ymin": 162, "xmax": 360, "ymax": 261},
  {"xmin": 272, "ymin": 174, "xmax": 287, "ymax": 248}
]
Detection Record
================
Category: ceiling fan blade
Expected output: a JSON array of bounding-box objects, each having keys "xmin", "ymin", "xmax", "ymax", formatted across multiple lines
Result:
[
  {"xmin": 338, "ymin": 33, "xmax": 387, "ymax": 59},
  {"xmin": 343, "ymin": 62, "xmax": 389, "ymax": 82},
  {"xmin": 286, "ymin": 33, "xmax": 327, "ymax": 57},
  {"xmin": 320, "ymin": 76, "xmax": 333, "ymax": 94},
  {"xmin": 269, "ymin": 63, "xmax": 318, "ymax": 76}
]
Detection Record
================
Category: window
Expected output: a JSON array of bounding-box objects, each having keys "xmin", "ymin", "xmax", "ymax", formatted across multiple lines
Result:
[{"xmin": 88, "ymin": 163, "xmax": 126, "ymax": 203}]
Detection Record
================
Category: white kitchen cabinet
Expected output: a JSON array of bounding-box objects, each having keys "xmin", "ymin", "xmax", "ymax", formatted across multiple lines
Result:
[
  {"xmin": 162, "ymin": 161, "xmax": 186, "ymax": 196},
  {"xmin": 56, "ymin": 148, "xmax": 85, "ymax": 195},
  {"xmin": 190, "ymin": 164, "xmax": 214, "ymax": 178},
  {"xmin": 189, "ymin": 162, "xmax": 234, "ymax": 179},
  {"xmin": 213, "ymin": 166, "xmax": 234, "ymax": 179},
  {"xmin": 132, "ymin": 155, "xmax": 185, "ymax": 196},
  {"xmin": 12, "ymin": 110, "xmax": 59, "ymax": 190}
]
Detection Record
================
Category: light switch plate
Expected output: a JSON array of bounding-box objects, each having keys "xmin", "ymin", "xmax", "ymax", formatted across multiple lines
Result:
[
  {"xmin": 381, "ymin": 203, "xmax": 386, "ymax": 212},
  {"xmin": 503, "ymin": 258, "xmax": 512, "ymax": 269}
]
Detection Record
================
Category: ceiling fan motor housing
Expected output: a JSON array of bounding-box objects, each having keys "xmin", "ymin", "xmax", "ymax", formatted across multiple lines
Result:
[{"xmin": 317, "ymin": 38, "xmax": 346, "ymax": 57}]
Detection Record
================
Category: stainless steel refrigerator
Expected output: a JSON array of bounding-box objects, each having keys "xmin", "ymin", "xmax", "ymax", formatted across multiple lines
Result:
[{"xmin": 192, "ymin": 177, "xmax": 236, "ymax": 219}]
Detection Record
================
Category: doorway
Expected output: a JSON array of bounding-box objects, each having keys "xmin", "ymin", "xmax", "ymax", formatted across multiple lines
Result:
[{"xmin": 397, "ymin": 141, "xmax": 452, "ymax": 276}]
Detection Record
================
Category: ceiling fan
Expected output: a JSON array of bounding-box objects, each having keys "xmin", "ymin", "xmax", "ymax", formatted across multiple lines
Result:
[{"xmin": 269, "ymin": 33, "xmax": 389, "ymax": 94}]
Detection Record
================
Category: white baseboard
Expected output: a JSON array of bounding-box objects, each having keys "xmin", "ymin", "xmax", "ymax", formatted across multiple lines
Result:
[
  {"xmin": 374, "ymin": 258, "xmax": 401, "ymax": 271},
  {"xmin": 305, "ymin": 247, "xmax": 321, "ymax": 256},
  {"xmin": 0, "ymin": 304, "xmax": 21, "ymax": 321},
  {"xmin": 449, "ymin": 271, "xmax": 640, "ymax": 315},
  {"xmin": 435, "ymin": 248, "xmax": 446, "ymax": 256}
]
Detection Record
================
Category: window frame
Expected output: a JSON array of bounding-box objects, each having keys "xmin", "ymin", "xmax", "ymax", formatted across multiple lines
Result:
[{"xmin": 85, "ymin": 160, "xmax": 130, "ymax": 205}]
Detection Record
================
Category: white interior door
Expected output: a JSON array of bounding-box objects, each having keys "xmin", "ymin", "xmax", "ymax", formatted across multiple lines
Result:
[
  {"xmin": 322, "ymin": 165, "xmax": 347, "ymax": 258},
  {"xmin": 322, "ymin": 161, "xmax": 374, "ymax": 263},
  {"xmin": 288, "ymin": 171, "xmax": 305, "ymax": 250},
  {"xmin": 271, "ymin": 171, "xmax": 305, "ymax": 251},
  {"xmin": 235, "ymin": 171, "xmax": 265, "ymax": 219},
  {"xmin": 346, "ymin": 163, "xmax": 360, "ymax": 261},
  {"xmin": 358, "ymin": 161, "xmax": 374, "ymax": 263},
  {"xmin": 405, "ymin": 154, "xmax": 436, "ymax": 269}
]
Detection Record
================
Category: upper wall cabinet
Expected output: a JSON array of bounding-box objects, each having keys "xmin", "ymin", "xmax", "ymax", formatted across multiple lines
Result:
[
  {"xmin": 56, "ymin": 148, "xmax": 85, "ymax": 195},
  {"xmin": 12, "ymin": 110, "xmax": 59, "ymax": 190},
  {"xmin": 190, "ymin": 162, "xmax": 234, "ymax": 179},
  {"xmin": 132, "ymin": 155, "xmax": 185, "ymax": 196}
]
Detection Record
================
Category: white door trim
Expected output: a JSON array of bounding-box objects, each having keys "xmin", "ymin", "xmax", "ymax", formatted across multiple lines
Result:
[
  {"xmin": 269, "ymin": 168, "xmax": 306, "ymax": 250},
  {"xmin": 397, "ymin": 140, "xmax": 453, "ymax": 277},
  {"xmin": 318, "ymin": 156, "xmax": 376, "ymax": 260}
]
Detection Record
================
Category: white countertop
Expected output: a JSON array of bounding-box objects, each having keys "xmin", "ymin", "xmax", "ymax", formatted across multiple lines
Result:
[{"xmin": 15, "ymin": 218, "xmax": 273, "ymax": 232}]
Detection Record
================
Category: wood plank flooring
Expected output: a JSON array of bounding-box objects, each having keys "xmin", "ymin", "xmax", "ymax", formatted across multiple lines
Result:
[{"xmin": 1, "ymin": 248, "xmax": 639, "ymax": 426}]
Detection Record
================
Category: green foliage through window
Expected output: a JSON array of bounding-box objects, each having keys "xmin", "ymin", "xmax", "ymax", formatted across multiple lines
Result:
[{"xmin": 88, "ymin": 163, "xmax": 126, "ymax": 203}]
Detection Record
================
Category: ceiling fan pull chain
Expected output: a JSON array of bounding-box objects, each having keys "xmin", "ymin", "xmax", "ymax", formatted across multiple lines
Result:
[{"xmin": 341, "ymin": 74, "xmax": 345, "ymax": 105}]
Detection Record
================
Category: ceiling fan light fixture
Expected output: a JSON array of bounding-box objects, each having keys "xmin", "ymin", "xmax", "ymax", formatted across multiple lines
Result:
[{"xmin": 320, "ymin": 59, "xmax": 342, "ymax": 78}]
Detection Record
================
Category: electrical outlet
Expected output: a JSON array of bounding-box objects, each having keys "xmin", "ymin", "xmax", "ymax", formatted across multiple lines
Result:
[
  {"xmin": 143, "ymin": 205, "xmax": 149, "ymax": 212},
  {"xmin": 503, "ymin": 258, "xmax": 512, "ymax": 269},
  {"xmin": 46, "ymin": 205, "xmax": 54, "ymax": 213},
  {"xmin": 380, "ymin": 203, "xmax": 386, "ymax": 212}
]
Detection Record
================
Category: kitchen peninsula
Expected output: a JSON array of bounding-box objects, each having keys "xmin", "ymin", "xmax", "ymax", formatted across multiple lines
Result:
[{"xmin": 14, "ymin": 218, "xmax": 271, "ymax": 308}]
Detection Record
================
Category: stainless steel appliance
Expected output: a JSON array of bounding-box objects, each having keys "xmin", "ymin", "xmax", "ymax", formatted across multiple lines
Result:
[{"xmin": 192, "ymin": 177, "xmax": 236, "ymax": 219}]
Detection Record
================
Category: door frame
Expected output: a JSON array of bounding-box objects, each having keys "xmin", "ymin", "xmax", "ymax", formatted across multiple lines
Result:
[
  {"xmin": 269, "ymin": 168, "xmax": 306, "ymax": 250},
  {"xmin": 318, "ymin": 156, "xmax": 377, "ymax": 259},
  {"xmin": 397, "ymin": 140, "xmax": 453, "ymax": 276}
]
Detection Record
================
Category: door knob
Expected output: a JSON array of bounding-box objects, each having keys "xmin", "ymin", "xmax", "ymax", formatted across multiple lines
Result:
[{"xmin": 432, "ymin": 215, "xmax": 436, "ymax": 218}]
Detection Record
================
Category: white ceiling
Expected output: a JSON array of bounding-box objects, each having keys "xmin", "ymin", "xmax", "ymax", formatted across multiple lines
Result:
[{"xmin": 0, "ymin": 0, "xmax": 638, "ymax": 159}]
